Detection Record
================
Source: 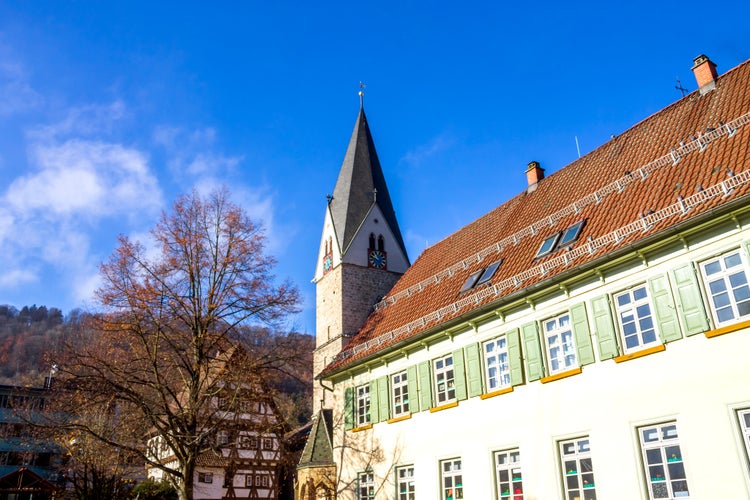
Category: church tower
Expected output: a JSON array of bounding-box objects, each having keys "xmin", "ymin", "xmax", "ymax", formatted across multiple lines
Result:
[{"xmin": 313, "ymin": 104, "xmax": 410, "ymax": 408}]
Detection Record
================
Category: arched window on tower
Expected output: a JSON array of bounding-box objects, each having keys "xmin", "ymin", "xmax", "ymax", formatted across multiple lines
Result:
[
  {"xmin": 369, "ymin": 233, "xmax": 376, "ymax": 250},
  {"xmin": 378, "ymin": 235, "xmax": 385, "ymax": 252}
]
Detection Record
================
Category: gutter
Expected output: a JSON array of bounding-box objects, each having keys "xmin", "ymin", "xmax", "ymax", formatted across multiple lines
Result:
[{"xmin": 319, "ymin": 192, "xmax": 750, "ymax": 381}]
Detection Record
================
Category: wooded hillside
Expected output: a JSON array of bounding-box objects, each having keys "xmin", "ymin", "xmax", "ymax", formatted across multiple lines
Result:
[{"xmin": 0, "ymin": 304, "xmax": 314, "ymax": 426}]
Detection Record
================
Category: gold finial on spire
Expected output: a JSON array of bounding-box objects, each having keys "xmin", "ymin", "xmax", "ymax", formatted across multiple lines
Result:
[{"xmin": 359, "ymin": 81, "xmax": 366, "ymax": 108}]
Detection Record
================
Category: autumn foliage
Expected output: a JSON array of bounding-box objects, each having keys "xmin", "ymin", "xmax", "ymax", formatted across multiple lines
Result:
[{"xmin": 55, "ymin": 188, "xmax": 301, "ymax": 500}]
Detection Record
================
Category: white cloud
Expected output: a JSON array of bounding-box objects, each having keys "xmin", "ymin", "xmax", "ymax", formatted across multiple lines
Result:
[
  {"xmin": 153, "ymin": 125, "xmax": 244, "ymax": 183},
  {"xmin": 7, "ymin": 138, "xmax": 162, "ymax": 218},
  {"xmin": 0, "ymin": 45, "xmax": 43, "ymax": 116},
  {"xmin": 29, "ymin": 100, "xmax": 127, "ymax": 140},
  {"xmin": 0, "ymin": 99, "xmax": 164, "ymax": 309},
  {"xmin": 0, "ymin": 268, "xmax": 37, "ymax": 288},
  {"xmin": 400, "ymin": 132, "xmax": 455, "ymax": 168}
]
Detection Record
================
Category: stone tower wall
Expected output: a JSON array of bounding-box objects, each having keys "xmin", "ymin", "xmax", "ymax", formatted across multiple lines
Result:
[{"xmin": 313, "ymin": 263, "xmax": 401, "ymax": 407}]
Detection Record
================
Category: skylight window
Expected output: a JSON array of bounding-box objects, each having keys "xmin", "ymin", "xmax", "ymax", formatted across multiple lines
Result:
[
  {"xmin": 459, "ymin": 269, "xmax": 483, "ymax": 293},
  {"xmin": 476, "ymin": 259, "xmax": 503, "ymax": 286},
  {"xmin": 557, "ymin": 220, "xmax": 586, "ymax": 248},
  {"xmin": 534, "ymin": 219, "xmax": 587, "ymax": 259},
  {"xmin": 459, "ymin": 259, "xmax": 503, "ymax": 294},
  {"xmin": 535, "ymin": 232, "xmax": 561, "ymax": 259}
]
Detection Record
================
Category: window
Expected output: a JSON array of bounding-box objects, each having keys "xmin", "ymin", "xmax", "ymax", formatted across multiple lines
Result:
[
  {"xmin": 433, "ymin": 355, "xmax": 455, "ymax": 405},
  {"xmin": 356, "ymin": 384, "xmax": 371, "ymax": 426},
  {"xmin": 460, "ymin": 260, "xmax": 503, "ymax": 293},
  {"xmin": 559, "ymin": 437, "xmax": 597, "ymax": 499},
  {"xmin": 737, "ymin": 409, "xmax": 750, "ymax": 467},
  {"xmin": 357, "ymin": 471, "xmax": 374, "ymax": 499},
  {"xmin": 391, "ymin": 371, "xmax": 410, "ymax": 417},
  {"xmin": 245, "ymin": 474, "xmax": 254, "ymax": 487},
  {"xmin": 558, "ymin": 220, "xmax": 586, "ymax": 248},
  {"xmin": 494, "ymin": 449, "xmax": 522, "ymax": 499},
  {"xmin": 614, "ymin": 285, "xmax": 659, "ymax": 353},
  {"xmin": 536, "ymin": 232, "xmax": 561, "ymax": 258},
  {"xmin": 639, "ymin": 422, "xmax": 690, "ymax": 499},
  {"xmin": 440, "ymin": 458, "xmax": 463, "ymax": 500},
  {"xmin": 262, "ymin": 438, "xmax": 274, "ymax": 450},
  {"xmin": 396, "ymin": 466, "xmax": 415, "ymax": 500},
  {"xmin": 544, "ymin": 313, "xmax": 577, "ymax": 374},
  {"xmin": 240, "ymin": 435, "xmax": 257, "ymax": 449},
  {"xmin": 535, "ymin": 220, "xmax": 587, "ymax": 258},
  {"xmin": 700, "ymin": 250, "xmax": 750, "ymax": 325},
  {"xmin": 476, "ymin": 259, "xmax": 503, "ymax": 286},
  {"xmin": 484, "ymin": 336, "xmax": 511, "ymax": 391},
  {"xmin": 216, "ymin": 431, "xmax": 230, "ymax": 446},
  {"xmin": 198, "ymin": 472, "xmax": 213, "ymax": 484},
  {"xmin": 460, "ymin": 269, "xmax": 483, "ymax": 293}
]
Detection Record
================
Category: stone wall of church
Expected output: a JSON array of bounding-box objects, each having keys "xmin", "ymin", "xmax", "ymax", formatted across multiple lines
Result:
[{"xmin": 313, "ymin": 263, "xmax": 402, "ymax": 408}]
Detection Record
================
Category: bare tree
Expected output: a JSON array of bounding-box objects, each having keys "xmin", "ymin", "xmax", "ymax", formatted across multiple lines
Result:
[{"xmin": 54, "ymin": 188, "xmax": 300, "ymax": 500}]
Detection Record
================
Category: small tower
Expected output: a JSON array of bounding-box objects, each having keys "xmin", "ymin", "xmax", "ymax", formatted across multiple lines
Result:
[{"xmin": 313, "ymin": 104, "xmax": 410, "ymax": 408}]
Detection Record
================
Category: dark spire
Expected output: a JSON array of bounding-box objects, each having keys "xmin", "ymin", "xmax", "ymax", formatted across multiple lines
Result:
[{"xmin": 329, "ymin": 108, "xmax": 409, "ymax": 261}]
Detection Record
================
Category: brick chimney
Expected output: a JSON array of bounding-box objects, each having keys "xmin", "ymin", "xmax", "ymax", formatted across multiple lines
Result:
[
  {"xmin": 692, "ymin": 54, "xmax": 718, "ymax": 95},
  {"xmin": 526, "ymin": 161, "xmax": 545, "ymax": 193}
]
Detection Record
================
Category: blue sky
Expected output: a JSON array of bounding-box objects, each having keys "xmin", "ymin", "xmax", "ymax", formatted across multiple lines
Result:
[{"xmin": 1, "ymin": 1, "xmax": 749, "ymax": 333}]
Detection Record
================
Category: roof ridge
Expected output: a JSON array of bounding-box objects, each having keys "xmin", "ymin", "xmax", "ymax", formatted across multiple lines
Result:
[
  {"xmin": 372, "ymin": 111, "xmax": 750, "ymax": 313},
  {"xmin": 330, "ymin": 166, "xmax": 750, "ymax": 368}
]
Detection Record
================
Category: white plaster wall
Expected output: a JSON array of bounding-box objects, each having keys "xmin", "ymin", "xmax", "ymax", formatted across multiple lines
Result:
[
  {"xmin": 329, "ymin": 224, "xmax": 750, "ymax": 499},
  {"xmin": 341, "ymin": 204, "xmax": 409, "ymax": 273}
]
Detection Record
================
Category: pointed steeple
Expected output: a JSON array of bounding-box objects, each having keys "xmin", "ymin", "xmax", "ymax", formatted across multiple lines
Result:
[
  {"xmin": 329, "ymin": 108, "xmax": 409, "ymax": 262},
  {"xmin": 297, "ymin": 409, "xmax": 334, "ymax": 468}
]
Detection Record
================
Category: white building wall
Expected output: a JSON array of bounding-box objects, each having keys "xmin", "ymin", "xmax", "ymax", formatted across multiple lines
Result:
[{"xmin": 328, "ymin": 221, "xmax": 750, "ymax": 499}]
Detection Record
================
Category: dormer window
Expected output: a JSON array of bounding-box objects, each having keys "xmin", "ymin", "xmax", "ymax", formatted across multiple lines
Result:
[
  {"xmin": 535, "ymin": 220, "xmax": 587, "ymax": 259},
  {"xmin": 459, "ymin": 259, "xmax": 503, "ymax": 293}
]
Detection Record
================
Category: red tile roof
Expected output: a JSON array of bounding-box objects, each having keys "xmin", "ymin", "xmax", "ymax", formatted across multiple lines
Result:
[{"xmin": 321, "ymin": 57, "xmax": 750, "ymax": 376}]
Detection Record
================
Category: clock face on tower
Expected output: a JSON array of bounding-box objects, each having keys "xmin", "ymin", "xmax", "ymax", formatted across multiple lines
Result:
[
  {"xmin": 322, "ymin": 254, "xmax": 333, "ymax": 274},
  {"xmin": 368, "ymin": 249, "xmax": 387, "ymax": 269}
]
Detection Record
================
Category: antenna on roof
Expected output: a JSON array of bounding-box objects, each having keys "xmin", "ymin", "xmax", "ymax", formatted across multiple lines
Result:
[
  {"xmin": 359, "ymin": 81, "xmax": 367, "ymax": 108},
  {"xmin": 675, "ymin": 78, "xmax": 689, "ymax": 97},
  {"xmin": 575, "ymin": 136, "xmax": 581, "ymax": 158}
]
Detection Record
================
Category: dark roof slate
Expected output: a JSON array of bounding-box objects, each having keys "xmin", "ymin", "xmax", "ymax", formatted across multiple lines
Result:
[
  {"xmin": 297, "ymin": 409, "xmax": 334, "ymax": 468},
  {"xmin": 330, "ymin": 108, "xmax": 409, "ymax": 261},
  {"xmin": 322, "ymin": 56, "xmax": 750, "ymax": 376}
]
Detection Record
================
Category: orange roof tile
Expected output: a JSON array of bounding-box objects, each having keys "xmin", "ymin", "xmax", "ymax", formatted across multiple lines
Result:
[{"xmin": 321, "ymin": 57, "xmax": 750, "ymax": 376}]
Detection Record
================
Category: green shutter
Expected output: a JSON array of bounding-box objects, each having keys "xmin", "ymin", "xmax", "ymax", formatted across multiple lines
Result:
[
  {"xmin": 570, "ymin": 302, "xmax": 595, "ymax": 366},
  {"xmin": 506, "ymin": 328, "xmax": 524, "ymax": 386},
  {"xmin": 464, "ymin": 343, "xmax": 483, "ymax": 397},
  {"xmin": 521, "ymin": 321, "xmax": 544, "ymax": 381},
  {"xmin": 452, "ymin": 349, "xmax": 467, "ymax": 401},
  {"xmin": 377, "ymin": 375, "xmax": 389, "ymax": 422},
  {"xmin": 406, "ymin": 365, "xmax": 419, "ymax": 413},
  {"xmin": 418, "ymin": 361, "xmax": 432, "ymax": 411},
  {"xmin": 670, "ymin": 263, "xmax": 710, "ymax": 336},
  {"xmin": 591, "ymin": 294, "xmax": 619, "ymax": 360},
  {"xmin": 648, "ymin": 274, "xmax": 682, "ymax": 343},
  {"xmin": 344, "ymin": 386, "xmax": 354, "ymax": 430},
  {"xmin": 369, "ymin": 379, "xmax": 379, "ymax": 423}
]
